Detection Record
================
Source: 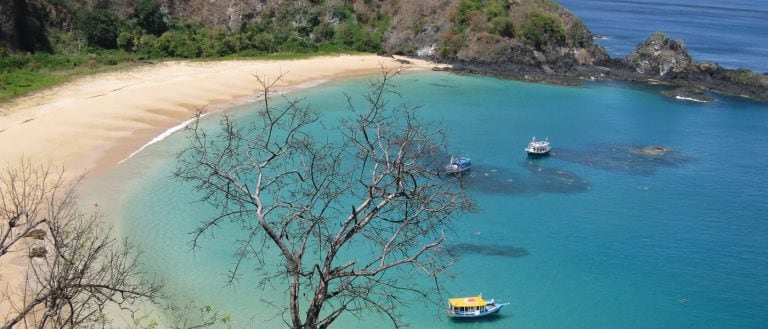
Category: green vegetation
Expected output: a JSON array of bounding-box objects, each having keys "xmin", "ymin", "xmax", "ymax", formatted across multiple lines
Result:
[
  {"xmin": 0, "ymin": 0, "xmax": 393, "ymax": 103},
  {"xmin": 0, "ymin": 51, "xmax": 146, "ymax": 102},
  {"xmin": 456, "ymin": 0, "xmax": 484, "ymax": 32},
  {"xmin": 521, "ymin": 12, "xmax": 565, "ymax": 50},
  {"xmin": 440, "ymin": 0, "xmax": 516, "ymax": 57},
  {"xmin": 727, "ymin": 69, "xmax": 768, "ymax": 88},
  {"xmin": 0, "ymin": 0, "xmax": 590, "ymax": 103},
  {"xmin": 78, "ymin": 9, "xmax": 120, "ymax": 49}
]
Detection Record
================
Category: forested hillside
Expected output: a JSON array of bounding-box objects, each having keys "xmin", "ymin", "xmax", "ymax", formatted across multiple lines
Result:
[
  {"xmin": 1, "ymin": 0, "xmax": 606, "ymax": 100},
  {"xmin": 2, "ymin": 0, "xmax": 597, "ymax": 56}
]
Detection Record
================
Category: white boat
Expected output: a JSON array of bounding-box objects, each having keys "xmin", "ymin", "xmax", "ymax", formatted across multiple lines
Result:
[
  {"xmin": 445, "ymin": 156, "xmax": 471, "ymax": 173},
  {"xmin": 525, "ymin": 136, "xmax": 551, "ymax": 156}
]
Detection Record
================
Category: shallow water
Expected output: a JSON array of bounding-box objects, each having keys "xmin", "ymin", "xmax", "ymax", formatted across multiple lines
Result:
[{"xmin": 86, "ymin": 71, "xmax": 768, "ymax": 328}]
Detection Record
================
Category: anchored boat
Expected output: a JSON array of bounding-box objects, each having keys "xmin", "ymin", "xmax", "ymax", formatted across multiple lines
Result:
[
  {"xmin": 445, "ymin": 155, "xmax": 472, "ymax": 174},
  {"xmin": 525, "ymin": 136, "xmax": 551, "ymax": 156},
  {"xmin": 447, "ymin": 295, "xmax": 509, "ymax": 318}
]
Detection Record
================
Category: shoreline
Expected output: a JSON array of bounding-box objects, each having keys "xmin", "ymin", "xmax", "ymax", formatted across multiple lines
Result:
[
  {"xmin": 0, "ymin": 54, "xmax": 445, "ymax": 321},
  {"xmin": 0, "ymin": 54, "xmax": 444, "ymax": 177}
]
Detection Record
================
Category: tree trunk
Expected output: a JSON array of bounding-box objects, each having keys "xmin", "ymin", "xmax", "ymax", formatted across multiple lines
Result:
[{"xmin": 290, "ymin": 267, "xmax": 302, "ymax": 329}]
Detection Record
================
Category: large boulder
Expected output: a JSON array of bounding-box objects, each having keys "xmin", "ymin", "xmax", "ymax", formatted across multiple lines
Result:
[{"xmin": 625, "ymin": 32, "xmax": 692, "ymax": 77}]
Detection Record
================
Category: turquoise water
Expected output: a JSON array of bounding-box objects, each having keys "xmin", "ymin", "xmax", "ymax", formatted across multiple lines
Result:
[{"xmin": 94, "ymin": 71, "xmax": 768, "ymax": 328}]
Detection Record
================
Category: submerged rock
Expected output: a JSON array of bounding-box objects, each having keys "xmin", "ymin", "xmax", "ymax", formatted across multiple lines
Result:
[
  {"xmin": 555, "ymin": 144, "xmax": 693, "ymax": 176},
  {"xmin": 628, "ymin": 145, "xmax": 671, "ymax": 156},
  {"xmin": 443, "ymin": 162, "xmax": 591, "ymax": 195},
  {"xmin": 661, "ymin": 87, "xmax": 716, "ymax": 103}
]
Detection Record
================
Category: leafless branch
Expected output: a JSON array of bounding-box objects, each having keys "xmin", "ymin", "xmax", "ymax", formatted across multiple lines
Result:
[
  {"xmin": 0, "ymin": 159, "xmax": 162, "ymax": 329},
  {"xmin": 175, "ymin": 69, "xmax": 476, "ymax": 329}
]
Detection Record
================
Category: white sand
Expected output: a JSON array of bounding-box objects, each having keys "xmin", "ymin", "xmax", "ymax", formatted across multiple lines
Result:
[
  {"xmin": 0, "ymin": 54, "xmax": 447, "ymax": 320},
  {"xmin": 0, "ymin": 54, "xmax": 444, "ymax": 175}
]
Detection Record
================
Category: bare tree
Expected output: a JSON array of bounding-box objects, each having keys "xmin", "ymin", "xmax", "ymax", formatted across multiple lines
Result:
[
  {"xmin": 0, "ymin": 159, "xmax": 59, "ymax": 259},
  {"xmin": 174, "ymin": 70, "xmax": 476, "ymax": 329},
  {"xmin": 0, "ymin": 159, "xmax": 162, "ymax": 329}
]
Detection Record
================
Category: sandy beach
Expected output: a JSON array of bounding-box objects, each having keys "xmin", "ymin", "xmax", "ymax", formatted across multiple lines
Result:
[
  {"xmin": 0, "ymin": 54, "xmax": 443, "ymax": 176},
  {"xmin": 0, "ymin": 54, "xmax": 445, "ymax": 321}
]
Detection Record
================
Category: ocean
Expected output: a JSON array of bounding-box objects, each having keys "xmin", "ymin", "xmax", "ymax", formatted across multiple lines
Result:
[
  {"xmin": 83, "ymin": 2, "xmax": 768, "ymax": 328},
  {"xmin": 557, "ymin": 0, "xmax": 768, "ymax": 73}
]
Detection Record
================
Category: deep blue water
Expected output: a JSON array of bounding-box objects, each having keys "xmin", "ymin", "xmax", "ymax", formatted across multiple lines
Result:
[
  {"xmin": 557, "ymin": 0, "xmax": 768, "ymax": 72},
  {"xmin": 89, "ymin": 72, "xmax": 768, "ymax": 329}
]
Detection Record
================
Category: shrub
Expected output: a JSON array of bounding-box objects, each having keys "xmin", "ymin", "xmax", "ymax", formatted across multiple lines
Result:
[
  {"xmin": 490, "ymin": 16, "xmax": 515, "ymax": 38},
  {"xmin": 280, "ymin": 35, "xmax": 316, "ymax": 53},
  {"xmin": 133, "ymin": 0, "xmax": 168, "ymax": 36},
  {"xmin": 252, "ymin": 32, "xmax": 276, "ymax": 53},
  {"xmin": 438, "ymin": 32, "xmax": 465, "ymax": 59},
  {"xmin": 567, "ymin": 20, "xmax": 586, "ymax": 47},
  {"xmin": 312, "ymin": 22, "xmax": 336, "ymax": 43},
  {"xmin": 78, "ymin": 10, "xmax": 119, "ymax": 49},
  {"xmin": 521, "ymin": 12, "xmax": 565, "ymax": 50},
  {"xmin": 485, "ymin": 0, "xmax": 509, "ymax": 21},
  {"xmin": 456, "ymin": 0, "xmax": 483, "ymax": 32},
  {"xmin": 332, "ymin": 3, "xmax": 354, "ymax": 20}
]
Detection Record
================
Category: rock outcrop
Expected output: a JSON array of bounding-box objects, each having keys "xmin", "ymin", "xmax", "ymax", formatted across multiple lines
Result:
[
  {"xmin": 604, "ymin": 32, "xmax": 768, "ymax": 102},
  {"xmin": 625, "ymin": 32, "xmax": 692, "ymax": 77}
]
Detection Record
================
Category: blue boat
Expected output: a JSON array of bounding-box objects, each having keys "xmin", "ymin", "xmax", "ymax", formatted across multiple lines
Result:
[
  {"xmin": 445, "ymin": 156, "xmax": 472, "ymax": 174},
  {"xmin": 447, "ymin": 295, "xmax": 510, "ymax": 318}
]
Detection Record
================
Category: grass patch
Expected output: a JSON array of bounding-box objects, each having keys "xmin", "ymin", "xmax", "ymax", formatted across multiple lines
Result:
[
  {"xmin": 0, "ymin": 51, "xmax": 151, "ymax": 103},
  {"xmin": 0, "ymin": 70, "xmax": 69, "ymax": 103}
]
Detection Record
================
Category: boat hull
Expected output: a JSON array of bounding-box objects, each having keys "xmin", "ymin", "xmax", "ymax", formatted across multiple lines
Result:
[
  {"xmin": 447, "ymin": 303, "xmax": 509, "ymax": 318},
  {"xmin": 445, "ymin": 165, "xmax": 471, "ymax": 174},
  {"xmin": 448, "ymin": 307, "xmax": 502, "ymax": 318},
  {"xmin": 526, "ymin": 150, "xmax": 551, "ymax": 157},
  {"xmin": 445, "ymin": 156, "xmax": 472, "ymax": 173}
]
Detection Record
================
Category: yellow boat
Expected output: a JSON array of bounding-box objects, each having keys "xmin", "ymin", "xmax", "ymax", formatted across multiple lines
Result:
[{"xmin": 447, "ymin": 295, "xmax": 509, "ymax": 318}]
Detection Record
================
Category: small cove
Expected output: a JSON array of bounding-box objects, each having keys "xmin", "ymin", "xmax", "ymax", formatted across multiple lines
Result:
[{"xmin": 84, "ymin": 71, "xmax": 768, "ymax": 328}]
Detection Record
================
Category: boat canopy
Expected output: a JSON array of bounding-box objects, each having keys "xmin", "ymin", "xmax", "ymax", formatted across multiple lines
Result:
[{"xmin": 449, "ymin": 296, "xmax": 486, "ymax": 308}]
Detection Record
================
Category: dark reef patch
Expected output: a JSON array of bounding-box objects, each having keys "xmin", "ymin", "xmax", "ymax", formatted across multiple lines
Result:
[
  {"xmin": 444, "ymin": 243, "xmax": 529, "ymax": 259},
  {"xmin": 441, "ymin": 162, "xmax": 590, "ymax": 195},
  {"xmin": 429, "ymin": 82, "xmax": 459, "ymax": 89},
  {"xmin": 552, "ymin": 144, "xmax": 693, "ymax": 176}
]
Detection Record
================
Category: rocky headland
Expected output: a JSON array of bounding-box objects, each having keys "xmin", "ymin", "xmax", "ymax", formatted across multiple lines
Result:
[
  {"xmin": 599, "ymin": 32, "xmax": 768, "ymax": 102},
  {"xmin": 441, "ymin": 27, "xmax": 768, "ymax": 102}
]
